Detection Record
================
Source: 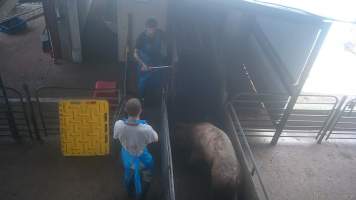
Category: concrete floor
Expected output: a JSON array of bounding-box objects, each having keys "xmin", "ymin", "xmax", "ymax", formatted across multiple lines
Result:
[
  {"xmin": 0, "ymin": 137, "xmax": 125, "ymax": 200},
  {"xmin": 250, "ymin": 138, "xmax": 356, "ymax": 200},
  {"xmin": 0, "ymin": 17, "xmax": 120, "ymax": 92}
]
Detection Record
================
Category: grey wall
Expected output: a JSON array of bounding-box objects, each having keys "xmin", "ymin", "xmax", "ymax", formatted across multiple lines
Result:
[
  {"xmin": 256, "ymin": 16, "xmax": 321, "ymax": 83},
  {"xmin": 0, "ymin": 0, "xmax": 18, "ymax": 18},
  {"xmin": 55, "ymin": 0, "xmax": 72, "ymax": 61},
  {"xmin": 78, "ymin": 0, "xmax": 93, "ymax": 31},
  {"xmin": 219, "ymin": 7, "xmax": 324, "ymax": 95},
  {"xmin": 55, "ymin": 0, "xmax": 82, "ymax": 63}
]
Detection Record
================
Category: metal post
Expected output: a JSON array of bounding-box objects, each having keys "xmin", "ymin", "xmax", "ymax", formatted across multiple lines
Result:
[
  {"xmin": 42, "ymin": 0, "xmax": 62, "ymax": 59},
  {"xmin": 317, "ymin": 96, "xmax": 347, "ymax": 143},
  {"xmin": 16, "ymin": 89, "xmax": 34, "ymax": 140},
  {"xmin": 325, "ymin": 96, "xmax": 349, "ymax": 141},
  {"xmin": 228, "ymin": 103, "xmax": 270, "ymax": 200},
  {"xmin": 315, "ymin": 96, "xmax": 339, "ymax": 140},
  {"xmin": 23, "ymin": 84, "xmax": 43, "ymax": 142},
  {"xmin": 67, "ymin": 0, "xmax": 82, "ymax": 63},
  {"xmin": 271, "ymin": 22, "xmax": 331, "ymax": 145},
  {"xmin": 271, "ymin": 94, "xmax": 295, "ymax": 145},
  {"xmin": 0, "ymin": 75, "xmax": 20, "ymax": 142},
  {"xmin": 35, "ymin": 93, "xmax": 48, "ymax": 136}
]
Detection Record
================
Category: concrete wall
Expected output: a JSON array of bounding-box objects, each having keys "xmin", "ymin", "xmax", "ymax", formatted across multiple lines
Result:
[
  {"xmin": 55, "ymin": 0, "xmax": 82, "ymax": 63},
  {"xmin": 256, "ymin": 16, "xmax": 321, "ymax": 84},
  {"xmin": 219, "ymin": 5, "xmax": 324, "ymax": 95},
  {"xmin": 0, "ymin": 0, "xmax": 18, "ymax": 18},
  {"xmin": 117, "ymin": 0, "xmax": 168, "ymax": 61},
  {"xmin": 78, "ymin": 0, "xmax": 93, "ymax": 31},
  {"xmin": 55, "ymin": 0, "xmax": 72, "ymax": 60}
]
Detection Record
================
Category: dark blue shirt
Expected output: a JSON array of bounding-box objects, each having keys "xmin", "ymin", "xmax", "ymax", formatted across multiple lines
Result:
[{"xmin": 135, "ymin": 30, "xmax": 165, "ymax": 66}]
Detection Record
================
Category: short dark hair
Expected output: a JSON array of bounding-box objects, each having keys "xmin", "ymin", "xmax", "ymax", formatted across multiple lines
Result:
[
  {"xmin": 146, "ymin": 17, "xmax": 158, "ymax": 28},
  {"xmin": 125, "ymin": 98, "xmax": 142, "ymax": 116}
]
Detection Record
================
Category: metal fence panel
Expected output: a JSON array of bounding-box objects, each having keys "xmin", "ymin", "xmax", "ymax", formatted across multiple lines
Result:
[
  {"xmin": 0, "ymin": 87, "xmax": 33, "ymax": 141},
  {"xmin": 230, "ymin": 93, "xmax": 338, "ymax": 142},
  {"xmin": 35, "ymin": 87, "xmax": 119, "ymax": 136},
  {"xmin": 327, "ymin": 97, "xmax": 356, "ymax": 140}
]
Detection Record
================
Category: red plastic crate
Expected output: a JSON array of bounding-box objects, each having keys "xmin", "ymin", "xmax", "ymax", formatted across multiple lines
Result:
[{"xmin": 93, "ymin": 81, "xmax": 118, "ymax": 104}]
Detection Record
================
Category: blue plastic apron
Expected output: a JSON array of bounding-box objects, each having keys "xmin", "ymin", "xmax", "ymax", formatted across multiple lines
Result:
[{"xmin": 121, "ymin": 119, "xmax": 154, "ymax": 198}]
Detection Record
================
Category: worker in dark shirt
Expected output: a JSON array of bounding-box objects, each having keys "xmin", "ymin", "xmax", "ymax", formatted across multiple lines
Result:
[{"xmin": 134, "ymin": 17, "xmax": 166, "ymax": 97}]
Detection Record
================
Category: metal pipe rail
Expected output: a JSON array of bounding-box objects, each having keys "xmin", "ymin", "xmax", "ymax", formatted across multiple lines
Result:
[
  {"xmin": 0, "ymin": 76, "xmax": 20, "ymax": 141},
  {"xmin": 230, "ymin": 93, "xmax": 338, "ymax": 143},
  {"xmin": 160, "ymin": 89, "xmax": 176, "ymax": 200},
  {"xmin": 226, "ymin": 102, "xmax": 270, "ymax": 200},
  {"xmin": 35, "ymin": 86, "xmax": 120, "ymax": 136},
  {"xmin": 326, "ymin": 97, "xmax": 356, "ymax": 140},
  {"xmin": 0, "ymin": 86, "xmax": 33, "ymax": 141}
]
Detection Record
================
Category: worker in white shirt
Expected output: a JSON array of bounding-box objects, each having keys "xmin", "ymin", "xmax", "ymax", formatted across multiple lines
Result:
[{"xmin": 113, "ymin": 98, "xmax": 158, "ymax": 199}]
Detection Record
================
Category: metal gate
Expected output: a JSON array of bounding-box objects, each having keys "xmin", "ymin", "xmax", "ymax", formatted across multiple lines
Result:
[
  {"xmin": 326, "ymin": 97, "xmax": 356, "ymax": 140},
  {"xmin": 34, "ymin": 86, "xmax": 119, "ymax": 136},
  {"xmin": 229, "ymin": 93, "xmax": 338, "ymax": 143},
  {"xmin": 0, "ymin": 76, "xmax": 33, "ymax": 142}
]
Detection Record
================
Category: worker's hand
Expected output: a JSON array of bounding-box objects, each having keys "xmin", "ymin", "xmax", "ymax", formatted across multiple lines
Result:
[{"xmin": 141, "ymin": 63, "xmax": 149, "ymax": 71}]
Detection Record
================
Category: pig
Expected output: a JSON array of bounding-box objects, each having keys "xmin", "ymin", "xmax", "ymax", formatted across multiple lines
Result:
[{"xmin": 174, "ymin": 122, "xmax": 241, "ymax": 200}]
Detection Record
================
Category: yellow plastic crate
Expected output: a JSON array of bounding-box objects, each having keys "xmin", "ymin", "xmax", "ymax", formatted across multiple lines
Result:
[{"xmin": 59, "ymin": 100, "xmax": 109, "ymax": 156}]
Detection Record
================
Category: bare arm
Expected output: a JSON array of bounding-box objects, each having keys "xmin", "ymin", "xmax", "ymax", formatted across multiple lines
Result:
[
  {"xmin": 113, "ymin": 120, "xmax": 122, "ymax": 140},
  {"xmin": 146, "ymin": 125, "xmax": 159, "ymax": 144}
]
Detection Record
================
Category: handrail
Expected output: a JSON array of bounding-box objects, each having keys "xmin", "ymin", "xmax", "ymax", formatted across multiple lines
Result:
[
  {"xmin": 0, "ymin": 76, "xmax": 20, "ymax": 141},
  {"xmin": 4, "ymin": 86, "xmax": 35, "ymax": 140},
  {"xmin": 160, "ymin": 89, "xmax": 176, "ymax": 200},
  {"xmin": 230, "ymin": 93, "xmax": 339, "ymax": 143},
  {"xmin": 326, "ymin": 96, "xmax": 356, "ymax": 140},
  {"xmin": 227, "ymin": 102, "xmax": 270, "ymax": 200}
]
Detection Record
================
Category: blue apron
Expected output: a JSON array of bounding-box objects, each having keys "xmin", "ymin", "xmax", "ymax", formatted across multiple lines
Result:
[
  {"xmin": 121, "ymin": 119, "xmax": 154, "ymax": 198},
  {"xmin": 136, "ymin": 33, "xmax": 163, "ymax": 97}
]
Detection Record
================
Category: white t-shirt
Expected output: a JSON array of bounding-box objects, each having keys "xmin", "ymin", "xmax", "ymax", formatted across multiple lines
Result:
[{"xmin": 113, "ymin": 120, "xmax": 158, "ymax": 156}]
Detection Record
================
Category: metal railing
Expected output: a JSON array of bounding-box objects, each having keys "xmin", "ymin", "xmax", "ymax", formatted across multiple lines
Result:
[
  {"xmin": 160, "ymin": 89, "xmax": 176, "ymax": 200},
  {"xmin": 326, "ymin": 97, "xmax": 356, "ymax": 140},
  {"xmin": 35, "ymin": 86, "xmax": 119, "ymax": 136},
  {"xmin": 226, "ymin": 102, "xmax": 270, "ymax": 200},
  {"xmin": 0, "ymin": 87, "xmax": 33, "ymax": 141},
  {"xmin": 230, "ymin": 93, "xmax": 338, "ymax": 143}
]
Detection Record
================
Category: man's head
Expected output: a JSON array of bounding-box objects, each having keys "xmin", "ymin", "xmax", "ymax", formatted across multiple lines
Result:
[
  {"xmin": 145, "ymin": 17, "xmax": 158, "ymax": 37},
  {"xmin": 125, "ymin": 98, "xmax": 142, "ymax": 117}
]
